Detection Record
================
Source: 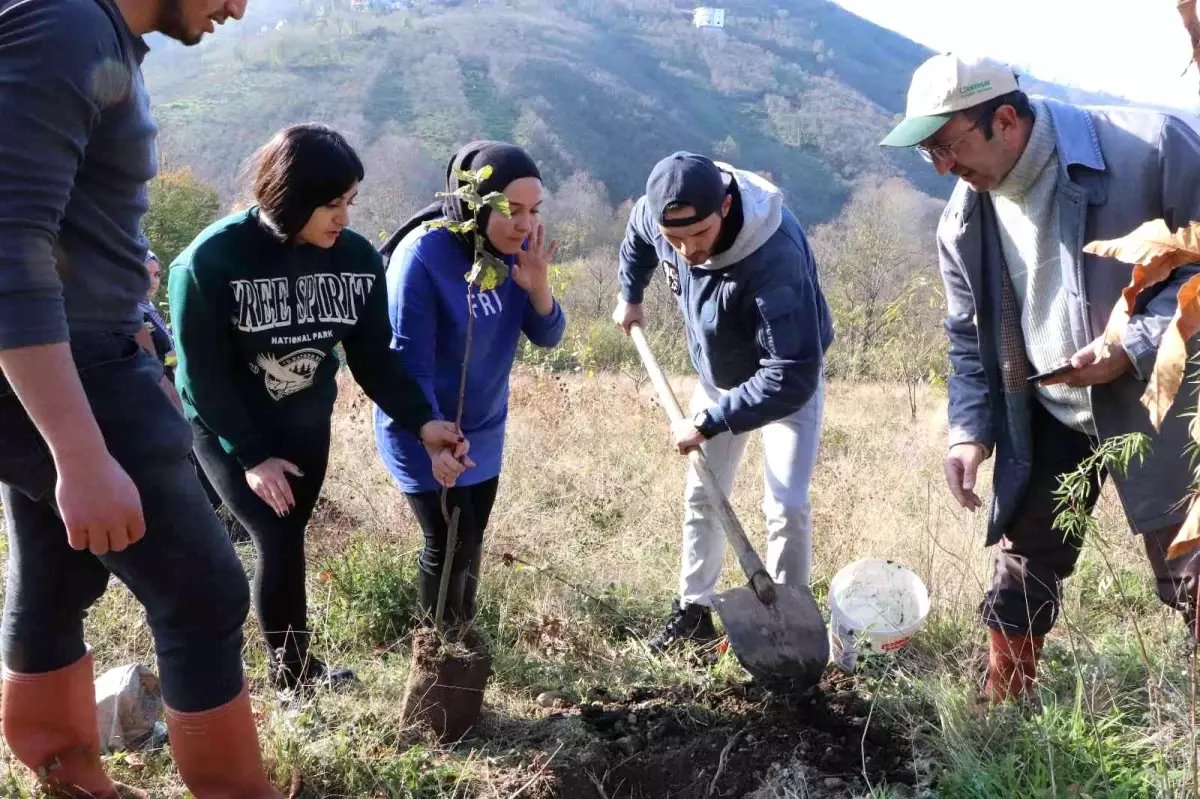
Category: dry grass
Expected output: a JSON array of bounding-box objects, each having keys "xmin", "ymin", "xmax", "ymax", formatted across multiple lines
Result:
[{"xmin": 0, "ymin": 369, "xmax": 1194, "ymax": 797}]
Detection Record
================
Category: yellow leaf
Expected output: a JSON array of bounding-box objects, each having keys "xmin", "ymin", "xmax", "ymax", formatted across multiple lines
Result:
[
  {"xmin": 1141, "ymin": 272, "xmax": 1200, "ymax": 429},
  {"xmin": 1168, "ymin": 495, "xmax": 1200, "ymax": 561},
  {"xmin": 1084, "ymin": 220, "xmax": 1200, "ymax": 314}
]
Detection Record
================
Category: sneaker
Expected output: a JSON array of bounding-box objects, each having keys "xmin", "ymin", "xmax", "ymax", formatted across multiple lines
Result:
[
  {"xmin": 650, "ymin": 599, "xmax": 718, "ymax": 652},
  {"xmin": 272, "ymin": 656, "xmax": 358, "ymax": 693}
]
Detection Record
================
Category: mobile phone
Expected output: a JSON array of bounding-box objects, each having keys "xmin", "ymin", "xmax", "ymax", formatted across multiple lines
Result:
[{"xmin": 1027, "ymin": 362, "xmax": 1073, "ymax": 383}]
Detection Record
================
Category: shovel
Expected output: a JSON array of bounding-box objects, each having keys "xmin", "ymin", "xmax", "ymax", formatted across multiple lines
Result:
[{"xmin": 629, "ymin": 323, "xmax": 829, "ymax": 688}]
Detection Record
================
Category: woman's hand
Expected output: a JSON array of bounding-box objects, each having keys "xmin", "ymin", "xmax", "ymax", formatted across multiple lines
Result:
[
  {"xmin": 512, "ymin": 225, "xmax": 557, "ymax": 315},
  {"xmin": 420, "ymin": 420, "xmax": 476, "ymax": 488},
  {"xmin": 246, "ymin": 458, "xmax": 303, "ymax": 517}
]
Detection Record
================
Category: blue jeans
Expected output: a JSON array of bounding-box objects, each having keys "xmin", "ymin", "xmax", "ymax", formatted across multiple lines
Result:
[{"xmin": 0, "ymin": 332, "xmax": 250, "ymax": 712}]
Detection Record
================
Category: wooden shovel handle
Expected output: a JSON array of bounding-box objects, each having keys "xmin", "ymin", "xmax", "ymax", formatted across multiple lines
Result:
[{"xmin": 629, "ymin": 324, "xmax": 776, "ymax": 605}]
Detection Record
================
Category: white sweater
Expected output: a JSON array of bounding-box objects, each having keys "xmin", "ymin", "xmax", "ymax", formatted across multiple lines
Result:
[{"xmin": 992, "ymin": 100, "xmax": 1094, "ymax": 433}]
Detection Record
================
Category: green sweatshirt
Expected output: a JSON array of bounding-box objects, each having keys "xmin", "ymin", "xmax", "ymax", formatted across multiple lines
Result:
[{"xmin": 168, "ymin": 207, "xmax": 434, "ymax": 469}]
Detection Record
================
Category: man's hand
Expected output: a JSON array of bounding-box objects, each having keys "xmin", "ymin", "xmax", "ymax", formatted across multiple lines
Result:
[
  {"xmin": 246, "ymin": 457, "xmax": 302, "ymax": 517},
  {"xmin": 420, "ymin": 420, "xmax": 475, "ymax": 488},
  {"xmin": 671, "ymin": 418, "xmax": 705, "ymax": 455},
  {"xmin": 612, "ymin": 299, "xmax": 645, "ymax": 336},
  {"xmin": 0, "ymin": 342, "xmax": 148, "ymax": 554},
  {"xmin": 1039, "ymin": 335, "xmax": 1132, "ymax": 389},
  {"xmin": 58, "ymin": 455, "xmax": 145, "ymax": 555},
  {"xmin": 944, "ymin": 442, "xmax": 987, "ymax": 511}
]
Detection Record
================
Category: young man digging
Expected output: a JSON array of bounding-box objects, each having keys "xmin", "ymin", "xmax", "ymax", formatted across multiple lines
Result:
[
  {"xmin": 0, "ymin": 0, "xmax": 284, "ymax": 795},
  {"xmin": 881, "ymin": 53, "xmax": 1200, "ymax": 702},
  {"xmin": 612, "ymin": 152, "xmax": 834, "ymax": 651}
]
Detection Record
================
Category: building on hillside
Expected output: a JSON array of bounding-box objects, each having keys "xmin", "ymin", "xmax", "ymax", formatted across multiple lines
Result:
[
  {"xmin": 693, "ymin": 7, "xmax": 725, "ymax": 28},
  {"xmin": 350, "ymin": 0, "xmax": 407, "ymax": 12}
]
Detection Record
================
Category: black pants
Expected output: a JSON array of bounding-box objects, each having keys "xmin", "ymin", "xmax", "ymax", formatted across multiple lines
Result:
[
  {"xmin": 405, "ymin": 478, "xmax": 499, "ymax": 624},
  {"xmin": 0, "ymin": 333, "xmax": 249, "ymax": 712},
  {"xmin": 982, "ymin": 401, "xmax": 1200, "ymax": 636},
  {"xmin": 192, "ymin": 420, "xmax": 330, "ymax": 670}
]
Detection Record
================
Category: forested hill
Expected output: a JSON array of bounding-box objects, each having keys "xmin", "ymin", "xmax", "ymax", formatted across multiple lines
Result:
[{"xmin": 141, "ymin": 0, "xmax": 1133, "ymax": 236}]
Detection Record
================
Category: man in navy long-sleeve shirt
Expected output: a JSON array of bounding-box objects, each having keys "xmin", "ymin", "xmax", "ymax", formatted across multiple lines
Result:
[
  {"xmin": 0, "ymin": 0, "xmax": 284, "ymax": 796},
  {"xmin": 613, "ymin": 152, "xmax": 834, "ymax": 650}
]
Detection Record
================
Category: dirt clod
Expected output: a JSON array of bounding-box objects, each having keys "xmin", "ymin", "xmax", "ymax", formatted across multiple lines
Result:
[{"xmin": 400, "ymin": 626, "xmax": 492, "ymax": 743}]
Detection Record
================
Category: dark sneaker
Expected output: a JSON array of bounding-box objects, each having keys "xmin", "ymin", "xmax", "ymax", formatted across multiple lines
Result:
[
  {"xmin": 272, "ymin": 656, "xmax": 358, "ymax": 693},
  {"xmin": 650, "ymin": 599, "xmax": 718, "ymax": 652}
]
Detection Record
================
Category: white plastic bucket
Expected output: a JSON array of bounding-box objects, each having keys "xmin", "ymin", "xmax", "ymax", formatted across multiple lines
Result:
[{"xmin": 828, "ymin": 558, "xmax": 930, "ymax": 671}]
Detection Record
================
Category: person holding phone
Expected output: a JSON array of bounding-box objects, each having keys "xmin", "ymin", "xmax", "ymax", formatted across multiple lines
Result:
[
  {"xmin": 881, "ymin": 53, "xmax": 1200, "ymax": 703},
  {"xmin": 170, "ymin": 124, "xmax": 468, "ymax": 692}
]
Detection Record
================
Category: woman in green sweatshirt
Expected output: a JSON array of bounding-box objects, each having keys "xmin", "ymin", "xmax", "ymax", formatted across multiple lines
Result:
[{"xmin": 168, "ymin": 124, "xmax": 471, "ymax": 692}]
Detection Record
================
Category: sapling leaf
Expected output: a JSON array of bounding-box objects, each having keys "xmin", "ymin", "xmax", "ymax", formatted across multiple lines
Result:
[{"xmin": 481, "ymin": 191, "xmax": 512, "ymax": 217}]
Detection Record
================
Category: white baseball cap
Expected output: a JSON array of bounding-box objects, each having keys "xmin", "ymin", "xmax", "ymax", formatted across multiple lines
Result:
[{"xmin": 880, "ymin": 53, "xmax": 1020, "ymax": 147}]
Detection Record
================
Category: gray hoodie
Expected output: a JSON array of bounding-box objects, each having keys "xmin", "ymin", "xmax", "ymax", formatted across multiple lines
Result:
[{"xmin": 619, "ymin": 165, "xmax": 834, "ymax": 434}]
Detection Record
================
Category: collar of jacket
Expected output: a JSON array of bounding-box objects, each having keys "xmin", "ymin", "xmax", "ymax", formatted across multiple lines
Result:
[{"xmin": 943, "ymin": 97, "xmax": 1109, "ymax": 231}]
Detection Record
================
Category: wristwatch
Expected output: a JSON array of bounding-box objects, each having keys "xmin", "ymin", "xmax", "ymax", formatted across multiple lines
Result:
[{"xmin": 693, "ymin": 409, "xmax": 720, "ymax": 440}]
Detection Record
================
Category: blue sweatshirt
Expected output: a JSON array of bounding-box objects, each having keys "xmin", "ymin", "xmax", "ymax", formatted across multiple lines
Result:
[
  {"xmin": 0, "ymin": 0, "xmax": 157, "ymax": 350},
  {"xmin": 374, "ymin": 226, "xmax": 567, "ymax": 493},
  {"xmin": 619, "ymin": 165, "xmax": 834, "ymax": 435}
]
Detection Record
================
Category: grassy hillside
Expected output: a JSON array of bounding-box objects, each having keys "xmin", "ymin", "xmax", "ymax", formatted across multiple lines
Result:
[{"xmin": 143, "ymin": 0, "xmax": 1135, "ymax": 237}]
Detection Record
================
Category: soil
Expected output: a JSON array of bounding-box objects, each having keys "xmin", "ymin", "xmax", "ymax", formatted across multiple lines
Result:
[
  {"xmin": 400, "ymin": 626, "xmax": 493, "ymax": 743},
  {"xmin": 533, "ymin": 672, "xmax": 920, "ymax": 799}
]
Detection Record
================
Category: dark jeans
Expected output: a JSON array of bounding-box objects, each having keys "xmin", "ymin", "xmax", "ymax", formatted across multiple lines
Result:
[
  {"xmin": 0, "ymin": 333, "xmax": 250, "ymax": 712},
  {"xmin": 982, "ymin": 401, "xmax": 1200, "ymax": 636},
  {"xmin": 406, "ymin": 478, "xmax": 499, "ymax": 621},
  {"xmin": 191, "ymin": 419, "xmax": 330, "ymax": 670}
]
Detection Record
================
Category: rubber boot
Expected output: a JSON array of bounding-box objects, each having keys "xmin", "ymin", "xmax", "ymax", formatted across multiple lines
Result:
[
  {"xmin": 985, "ymin": 628, "xmax": 1045, "ymax": 703},
  {"xmin": 164, "ymin": 683, "xmax": 283, "ymax": 798},
  {"xmin": 417, "ymin": 548, "xmax": 468, "ymax": 627},
  {"xmin": 416, "ymin": 564, "xmax": 441, "ymax": 626},
  {"xmin": 1, "ymin": 651, "xmax": 148, "ymax": 799},
  {"xmin": 458, "ymin": 537, "xmax": 485, "ymax": 625}
]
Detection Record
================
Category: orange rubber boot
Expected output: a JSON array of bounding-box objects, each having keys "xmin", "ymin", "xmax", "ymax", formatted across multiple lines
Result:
[
  {"xmin": 1, "ymin": 651, "xmax": 148, "ymax": 798},
  {"xmin": 164, "ymin": 683, "xmax": 283, "ymax": 798},
  {"xmin": 984, "ymin": 628, "xmax": 1045, "ymax": 703}
]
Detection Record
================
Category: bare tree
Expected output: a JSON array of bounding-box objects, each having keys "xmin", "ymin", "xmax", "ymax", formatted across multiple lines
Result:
[
  {"xmin": 357, "ymin": 133, "xmax": 443, "ymax": 245},
  {"xmin": 810, "ymin": 178, "xmax": 945, "ymax": 388}
]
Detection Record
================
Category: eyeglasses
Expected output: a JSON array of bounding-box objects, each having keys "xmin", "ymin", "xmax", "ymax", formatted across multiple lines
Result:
[{"xmin": 915, "ymin": 118, "xmax": 982, "ymax": 163}]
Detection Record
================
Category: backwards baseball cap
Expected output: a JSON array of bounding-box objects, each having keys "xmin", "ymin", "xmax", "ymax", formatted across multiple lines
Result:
[
  {"xmin": 880, "ymin": 53, "xmax": 1020, "ymax": 148},
  {"xmin": 646, "ymin": 152, "xmax": 725, "ymax": 228}
]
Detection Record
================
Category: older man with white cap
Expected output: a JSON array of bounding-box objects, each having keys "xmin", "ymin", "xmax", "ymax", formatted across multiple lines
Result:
[{"xmin": 882, "ymin": 53, "xmax": 1200, "ymax": 702}]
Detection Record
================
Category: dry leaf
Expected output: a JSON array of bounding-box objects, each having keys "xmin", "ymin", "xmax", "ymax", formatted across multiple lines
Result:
[
  {"xmin": 1180, "ymin": 0, "xmax": 1200, "ymax": 74},
  {"xmin": 1141, "ymin": 272, "xmax": 1200, "ymax": 429},
  {"xmin": 1168, "ymin": 495, "xmax": 1200, "ymax": 561},
  {"xmin": 1084, "ymin": 219, "xmax": 1200, "ymax": 314}
]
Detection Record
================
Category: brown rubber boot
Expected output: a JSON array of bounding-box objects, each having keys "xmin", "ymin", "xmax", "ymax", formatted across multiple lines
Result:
[
  {"xmin": 985, "ymin": 628, "xmax": 1045, "ymax": 703},
  {"xmin": 1, "ymin": 651, "xmax": 148, "ymax": 799},
  {"xmin": 164, "ymin": 682, "xmax": 284, "ymax": 798}
]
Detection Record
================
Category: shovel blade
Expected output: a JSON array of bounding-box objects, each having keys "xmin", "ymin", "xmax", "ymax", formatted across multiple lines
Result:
[{"xmin": 712, "ymin": 583, "xmax": 829, "ymax": 689}]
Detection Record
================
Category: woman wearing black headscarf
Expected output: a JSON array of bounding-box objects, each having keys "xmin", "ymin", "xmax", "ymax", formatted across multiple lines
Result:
[{"xmin": 374, "ymin": 141, "xmax": 566, "ymax": 626}]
